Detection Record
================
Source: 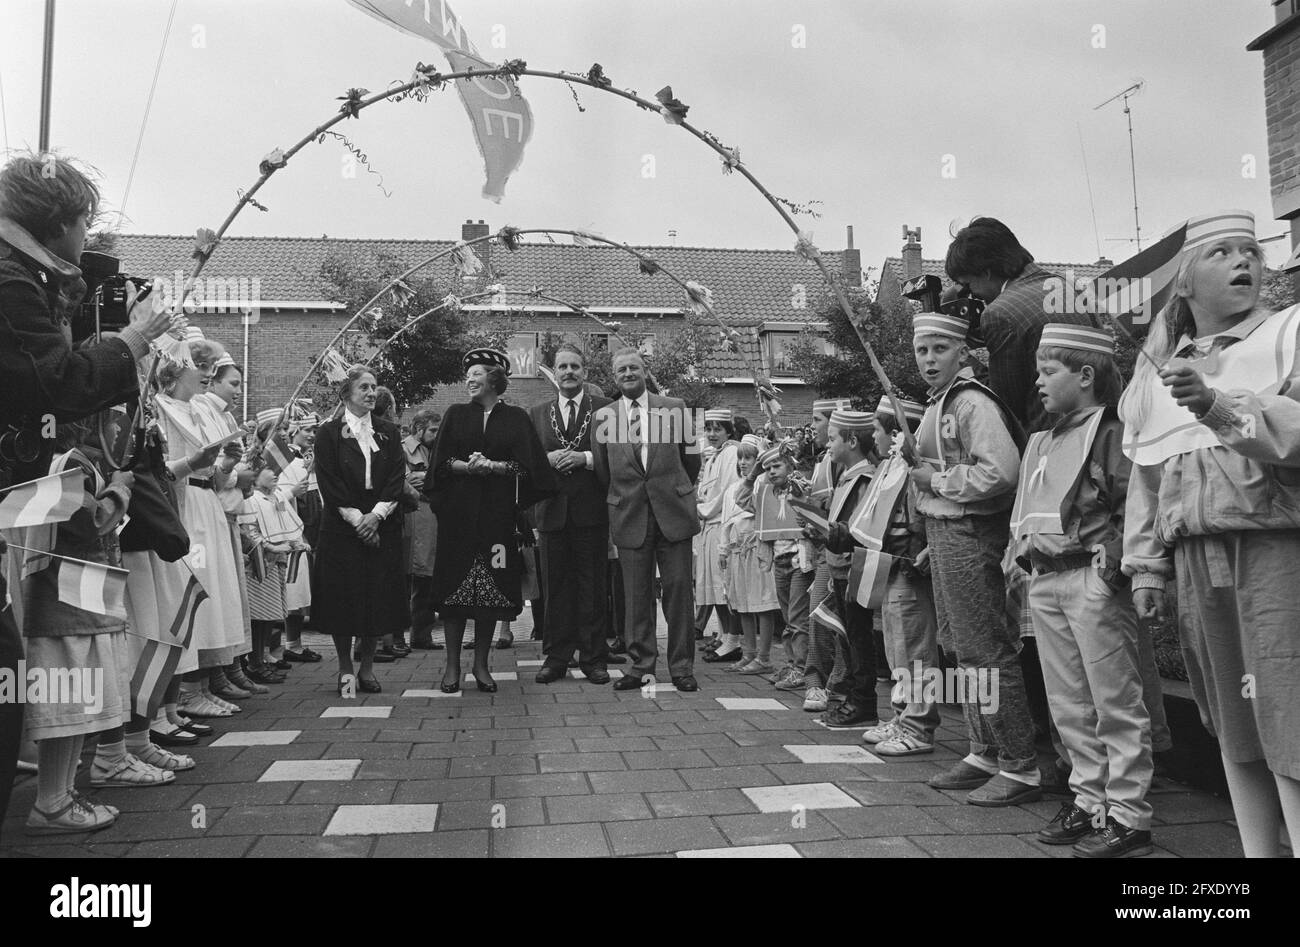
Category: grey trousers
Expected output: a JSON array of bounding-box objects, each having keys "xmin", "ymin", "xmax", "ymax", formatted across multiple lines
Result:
[{"xmin": 619, "ymin": 514, "xmax": 695, "ymax": 681}]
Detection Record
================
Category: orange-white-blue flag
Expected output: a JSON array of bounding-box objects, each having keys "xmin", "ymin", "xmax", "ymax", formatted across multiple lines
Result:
[
  {"xmin": 848, "ymin": 547, "xmax": 895, "ymax": 610},
  {"xmin": 56, "ymin": 558, "xmax": 128, "ymax": 620},
  {"xmin": 0, "ymin": 469, "xmax": 84, "ymax": 529}
]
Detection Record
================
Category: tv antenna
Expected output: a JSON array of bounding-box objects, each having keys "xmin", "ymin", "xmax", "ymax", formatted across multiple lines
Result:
[{"xmin": 1095, "ymin": 79, "xmax": 1145, "ymax": 250}]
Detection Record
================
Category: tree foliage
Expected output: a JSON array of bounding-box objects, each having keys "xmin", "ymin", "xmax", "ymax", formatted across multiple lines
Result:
[{"xmin": 785, "ymin": 289, "xmax": 929, "ymax": 409}]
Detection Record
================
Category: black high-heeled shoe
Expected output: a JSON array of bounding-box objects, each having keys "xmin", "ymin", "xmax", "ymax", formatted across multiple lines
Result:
[
  {"xmin": 357, "ymin": 676, "xmax": 381, "ymax": 694},
  {"xmin": 471, "ymin": 673, "xmax": 497, "ymax": 693},
  {"xmin": 439, "ymin": 671, "xmax": 461, "ymax": 694}
]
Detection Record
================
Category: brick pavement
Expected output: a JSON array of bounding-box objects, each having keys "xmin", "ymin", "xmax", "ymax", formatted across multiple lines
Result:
[{"xmin": 1, "ymin": 614, "xmax": 1245, "ymax": 858}]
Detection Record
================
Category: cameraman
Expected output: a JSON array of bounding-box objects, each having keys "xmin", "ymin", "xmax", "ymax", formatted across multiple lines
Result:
[{"xmin": 0, "ymin": 152, "xmax": 175, "ymax": 839}]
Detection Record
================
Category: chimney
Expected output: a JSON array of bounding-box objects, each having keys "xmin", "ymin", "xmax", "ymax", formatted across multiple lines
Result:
[
  {"xmin": 841, "ymin": 225, "xmax": 861, "ymax": 287},
  {"xmin": 902, "ymin": 225, "xmax": 923, "ymax": 280},
  {"xmin": 461, "ymin": 218, "xmax": 491, "ymax": 280}
]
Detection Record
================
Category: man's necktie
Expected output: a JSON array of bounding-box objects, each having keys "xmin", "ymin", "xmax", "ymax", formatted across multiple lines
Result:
[
  {"xmin": 629, "ymin": 402, "xmax": 642, "ymax": 451},
  {"xmin": 565, "ymin": 399, "xmax": 577, "ymax": 440}
]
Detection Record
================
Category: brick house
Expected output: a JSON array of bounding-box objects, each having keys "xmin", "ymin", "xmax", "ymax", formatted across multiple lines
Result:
[
  {"xmin": 116, "ymin": 221, "xmax": 860, "ymax": 426},
  {"xmin": 1248, "ymin": 0, "xmax": 1300, "ymax": 290}
]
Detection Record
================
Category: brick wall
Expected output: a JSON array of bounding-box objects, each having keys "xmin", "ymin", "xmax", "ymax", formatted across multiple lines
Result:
[
  {"xmin": 1262, "ymin": 28, "xmax": 1300, "ymax": 206},
  {"xmin": 195, "ymin": 308, "xmax": 816, "ymax": 428}
]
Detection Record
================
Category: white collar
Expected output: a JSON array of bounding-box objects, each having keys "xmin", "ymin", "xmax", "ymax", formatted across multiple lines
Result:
[
  {"xmin": 623, "ymin": 392, "xmax": 647, "ymax": 411},
  {"xmin": 343, "ymin": 409, "xmax": 372, "ymax": 432},
  {"xmin": 558, "ymin": 389, "xmax": 585, "ymax": 410}
]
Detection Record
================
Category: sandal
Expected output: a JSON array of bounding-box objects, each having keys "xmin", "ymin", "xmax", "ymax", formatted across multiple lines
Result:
[
  {"xmin": 204, "ymin": 692, "xmax": 242, "ymax": 714},
  {"xmin": 178, "ymin": 694, "xmax": 232, "ymax": 718},
  {"xmin": 90, "ymin": 754, "xmax": 176, "ymax": 787},
  {"xmin": 134, "ymin": 742, "xmax": 196, "ymax": 772},
  {"xmin": 26, "ymin": 795, "xmax": 116, "ymax": 835}
]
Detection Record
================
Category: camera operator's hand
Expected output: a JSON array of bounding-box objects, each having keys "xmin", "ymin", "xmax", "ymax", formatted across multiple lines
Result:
[{"xmin": 127, "ymin": 286, "xmax": 176, "ymax": 342}]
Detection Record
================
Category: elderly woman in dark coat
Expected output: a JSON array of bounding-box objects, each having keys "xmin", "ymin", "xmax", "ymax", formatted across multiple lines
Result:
[
  {"xmin": 426, "ymin": 349, "xmax": 556, "ymax": 692},
  {"xmin": 311, "ymin": 366, "xmax": 408, "ymax": 695}
]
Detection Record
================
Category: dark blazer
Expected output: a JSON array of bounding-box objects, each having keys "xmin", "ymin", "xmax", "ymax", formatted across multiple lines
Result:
[
  {"xmin": 0, "ymin": 226, "xmax": 141, "ymax": 430},
  {"xmin": 310, "ymin": 411, "xmax": 409, "ymax": 637},
  {"xmin": 592, "ymin": 392, "xmax": 702, "ymax": 547},
  {"xmin": 527, "ymin": 391, "xmax": 611, "ymax": 532}
]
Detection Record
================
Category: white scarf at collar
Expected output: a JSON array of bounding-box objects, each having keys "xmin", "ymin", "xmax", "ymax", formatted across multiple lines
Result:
[{"xmin": 343, "ymin": 409, "xmax": 379, "ymax": 489}]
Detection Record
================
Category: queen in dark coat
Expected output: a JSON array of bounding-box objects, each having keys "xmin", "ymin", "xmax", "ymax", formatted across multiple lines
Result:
[
  {"xmin": 426, "ymin": 349, "xmax": 556, "ymax": 692},
  {"xmin": 311, "ymin": 366, "xmax": 407, "ymax": 695}
]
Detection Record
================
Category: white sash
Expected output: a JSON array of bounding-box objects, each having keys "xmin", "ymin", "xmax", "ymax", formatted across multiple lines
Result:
[{"xmin": 1123, "ymin": 305, "xmax": 1300, "ymax": 466}]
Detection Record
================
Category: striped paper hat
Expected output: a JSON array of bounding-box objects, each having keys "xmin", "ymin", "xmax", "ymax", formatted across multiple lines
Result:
[
  {"xmin": 184, "ymin": 326, "xmax": 206, "ymax": 343},
  {"xmin": 874, "ymin": 395, "xmax": 925, "ymax": 425},
  {"xmin": 741, "ymin": 434, "xmax": 766, "ymax": 451},
  {"xmin": 812, "ymin": 397, "xmax": 851, "ymax": 415},
  {"xmin": 255, "ymin": 408, "xmax": 283, "ymax": 428},
  {"xmin": 1038, "ymin": 323, "xmax": 1115, "ymax": 356},
  {"xmin": 912, "ymin": 312, "xmax": 969, "ymax": 341},
  {"xmin": 1183, "ymin": 210, "xmax": 1255, "ymax": 254},
  {"xmin": 213, "ymin": 353, "xmax": 236, "ymax": 369},
  {"xmin": 290, "ymin": 413, "xmax": 320, "ymax": 432},
  {"xmin": 703, "ymin": 408, "xmax": 733, "ymax": 423},
  {"xmin": 829, "ymin": 409, "xmax": 874, "ymax": 430},
  {"xmin": 756, "ymin": 446, "xmax": 785, "ymax": 468}
]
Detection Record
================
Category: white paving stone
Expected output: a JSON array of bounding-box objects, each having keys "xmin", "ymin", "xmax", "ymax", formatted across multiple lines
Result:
[
  {"xmin": 678, "ymin": 844, "xmax": 801, "ymax": 858},
  {"xmin": 402, "ymin": 688, "xmax": 462, "ymax": 698},
  {"xmin": 783, "ymin": 744, "xmax": 883, "ymax": 764},
  {"xmin": 320, "ymin": 705, "xmax": 392, "ymax": 718},
  {"xmin": 516, "ymin": 660, "xmax": 545, "ymax": 667},
  {"xmin": 741, "ymin": 782, "xmax": 861, "ymax": 813},
  {"xmin": 716, "ymin": 697, "xmax": 787, "ymax": 711},
  {"xmin": 210, "ymin": 730, "xmax": 302, "ymax": 747},
  {"xmin": 324, "ymin": 804, "xmax": 441, "ymax": 836},
  {"xmin": 569, "ymin": 669, "xmax": 624, "ymax": 680},
  {"xmin": 259, "ymin": 759, "xmax": 360, "ymax": 782},
  {"xmin": 463, "ymin": 671, "xmax": 518, "ymax": 681}
]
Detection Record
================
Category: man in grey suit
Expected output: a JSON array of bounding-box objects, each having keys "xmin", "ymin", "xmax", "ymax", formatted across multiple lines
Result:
[{"xmin": 592, "ymin": 348, "xmax": 702, "ymax": 691}]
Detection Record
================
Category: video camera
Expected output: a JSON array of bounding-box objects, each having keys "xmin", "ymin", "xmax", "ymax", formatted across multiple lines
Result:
[
  {"xmin": 900, "ymin": 273, "xmax": 987, "ymax": 346},
  {"xmin": 72, "ymin": 250, "xmax": 153, "ymax": 343}
]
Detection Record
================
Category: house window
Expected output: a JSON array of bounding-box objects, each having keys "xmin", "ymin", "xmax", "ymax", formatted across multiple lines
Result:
[
  {"xmin": 762, "ymin": 330, "xmax": 834, "ymax": 373},
  {"xmin": 587, "ymin": 333, "xmax": 610, "ymax": 353},
  {"xmin": 507, "ymin": 331, "xmax": 539, "ymax": 376}
]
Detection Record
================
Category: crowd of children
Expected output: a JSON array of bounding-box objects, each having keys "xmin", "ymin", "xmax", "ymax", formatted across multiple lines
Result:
[
  {"xmin": 690, "ymin": 209, "xmax": 1298, "ymax": 858},
  {"xmin": 8, "ymin": 330, "xmax": 321, "ymax": 836}
]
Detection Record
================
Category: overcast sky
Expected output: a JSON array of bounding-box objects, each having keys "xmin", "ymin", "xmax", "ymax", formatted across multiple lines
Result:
[{"xmin": 0, "ymin": 0, "xmax": 1287, "ymax": 280}]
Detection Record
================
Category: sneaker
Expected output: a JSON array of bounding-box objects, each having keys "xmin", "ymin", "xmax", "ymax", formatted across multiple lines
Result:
[
  {"xmin": 861, "ymin": 718, "xmax": 900, "ymax": 745},
  {"xmin": 1072, "ymin": 818, "xmax": 1153, "ymax": 858},
  {"xmin": 774, "ymin": 668, "xmax": 806, "ymax": 691},
  {"xmin": 89, "ymin": 754, "xmax": 176, "ymax": 788},
  {"xmin": 817, "ymin": 703, "xmax": 878, "ymax": 730},
  {"xmin": 25, "ymin": 795, "xmax": 116, "ymax": 835},
  {"xmin": 802, "ymin": 686, "xmax": 829, "ymax": 712},
  {"xmin": 874, "ymin": 730, "xmax": 935, "ymax": 756},
  {"xmin": 1037, "ymin": 801, "xmax": 1095, "ymax": 845}
]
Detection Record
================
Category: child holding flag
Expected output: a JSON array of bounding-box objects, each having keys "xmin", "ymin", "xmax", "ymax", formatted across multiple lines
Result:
[
  {"xmin": 240, "ymin": 462, "xmax": 311, "ymax": 681},
  {"xmin": 857, "ymin": 396, "xmax": 940, "ymax": 757},
  {"xmin": 803, "ymin": 408, "xmax": 879, "ymax": 729},
  {"xmin": 789, "ymin": 398, "xmax": 850, "ymax": 705},
  {"xmin": 1121, "ymin": 210, "xmax": 1300, "ymax": 858},
  {"xmin": 19, "ymin": 419, "xmax": 138, "ymax": 832},
  {"xmin": 718, "ymin": 436, "xmax": 779, "ymax": 673},
  {"xmin": 1010, "ymin": 324, "xmax": 1153, "ymax": 857},
  {"xmin": 908, "ymin": 311, "xmax": 1040, "ymax": 806}
]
